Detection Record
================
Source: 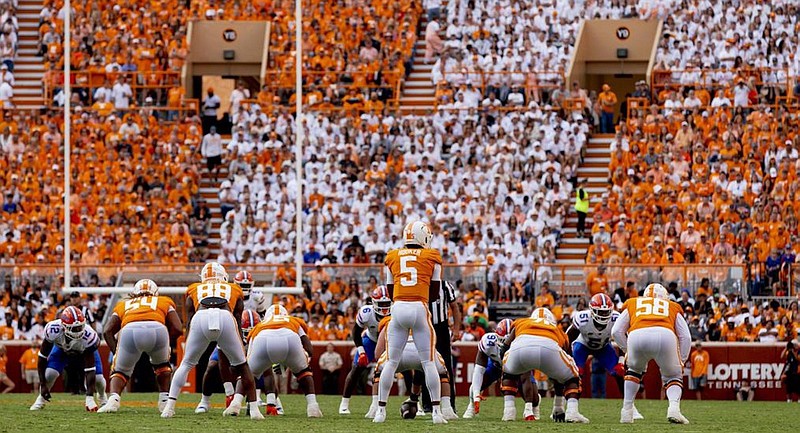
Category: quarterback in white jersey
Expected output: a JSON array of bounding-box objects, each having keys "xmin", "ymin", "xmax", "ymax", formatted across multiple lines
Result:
[
  {"xmin": 339, "ymin": 286, "xmax": 390, "ymax": 415},
  {"xmin": 30, "ymin": 306, "xmax": 108, "ymax": 412},
  {"xmin": 463, "ymin": 319, "xmax": 538, "ymax": 420}
]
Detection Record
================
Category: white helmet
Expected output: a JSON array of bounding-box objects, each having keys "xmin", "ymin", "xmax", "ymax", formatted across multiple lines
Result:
[
  {"xmin": 403, "ymin": 221, "xmax": 432, "ymax": 248},
  {"xmin": 264, "ymin": 304, "xmax": 288, "ymax": 321},
  {"xmin": 643, "ymin": 283, "xmax": 669, "ymax": 300},
  {"xmin": 531, "ymin": 307, "xmax": 557, "ymax": 326},
  {"xmin": 200, "ymin": 262, "xmax": 228, "ymax": 283},
  {"xmin": 132, "ymin": 279, "xmax": 158, "ymax": 296}
]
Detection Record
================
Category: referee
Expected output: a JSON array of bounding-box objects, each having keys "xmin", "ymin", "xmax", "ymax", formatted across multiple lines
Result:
[{"xmin": 420, "ymin": 280, "xmax": 462, "ymax": 412}]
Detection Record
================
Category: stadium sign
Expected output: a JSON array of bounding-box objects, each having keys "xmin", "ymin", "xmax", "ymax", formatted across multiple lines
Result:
[
  {"xmin": 616, "ymin": 27, "xmax": 630, "ymax": 40},
  {"xmin": 223, "ymin": 29, "xmax": 237, "ymax": 42}
]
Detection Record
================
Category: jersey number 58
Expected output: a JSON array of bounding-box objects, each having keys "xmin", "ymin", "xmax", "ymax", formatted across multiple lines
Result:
[{"xmin": 635, "ymin": 298, "xmax": 669, "ymax": 317}]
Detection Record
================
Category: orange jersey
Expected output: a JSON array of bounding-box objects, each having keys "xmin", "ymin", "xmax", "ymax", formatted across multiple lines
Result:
[
  {"xmin": 690, "ymin": 349, "xmax": 710, "ymax": 378},
  {"xmin": 623, "ymin": 297, "xmax": 683, "ymax": 333},
  {"xmin": 513, "ymin": 317, "xmax": 569, "ymax": 348},
  {"xmin": 112, "ymin": 296, "xmax": 176, "ymax": 327},
  {"xmin": 249, "ymin": 315, "xmax": 309, "ymax": 341},
  {"xmin": 385, "ymin": 248, "xmax": 442, "ymax": 303},
  {"xmin": 186, "ymin": 282, "xmax": 243, "ymax": 311},
  {"xmin": 378, "ymin": 316, "xmax": 392, "ymax": 334},
  {"xmin": 19, "ymin": 348, "xmax": 39, "ymax": 370}
]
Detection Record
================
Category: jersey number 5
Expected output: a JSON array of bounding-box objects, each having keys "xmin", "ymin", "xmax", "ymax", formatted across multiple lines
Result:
[
  {"xmin": 400, "ymin": 256, "xmax": 418, "ymax": 287},
  {"xmin": 635, "ymin": 297, "xmax": 669, "ymax": 316}
]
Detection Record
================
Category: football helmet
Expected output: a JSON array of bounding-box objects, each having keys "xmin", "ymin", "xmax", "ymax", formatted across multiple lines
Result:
[
  {"xmin": 643, "ymin": 283, "xmax": 669, "ymax": 300},
  {"xmin": 403, "ymin": 221, "xmax": 432, "ymax": 248},
  {"xmin": 370, "ymin": 285, "xmax": 392, "ymax": 317},
  {"xmin": 495, "ymin": 318, "xmax": 514, "ymax": 338},
  {"xmin": 264, "ymin": 304, "xmax": 288, "ymax": 321},
  {"xmin": 530, "ymin": 307, "xmax": 556, "ymax": 326},
  {"xmin": 241, "ymin": 309, "xmax": 261, "ymax": 340},
  {"xmin": 61, "ymin": 306, "xmax": 86, "ymax": 339},
  {"xmin": 589, "ymin": 293, "xmax": 614, "ymax": 324},
  {"xmin": 200, "ymin": 262, "xmax": 228, "ymax": 283},
  {"xmin": 234, "ymin": 270, "xmax": 254, "ymax": 297},
  {"xmin": 132, "ymin": 279, "xmax": 158, "ymax": 296}
]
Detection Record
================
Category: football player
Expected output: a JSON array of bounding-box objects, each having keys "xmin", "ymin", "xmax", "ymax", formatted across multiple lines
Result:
[
  {"xmin": 161, "ymin": 262, "xmax": 260, "ymax": 419},
  {"xmin": 502, "ymin": 308, "xmax": 589, "ymax": 423},
  {"xmin": 567, "ymin": 293, "xmax": 642, "ymax": 419},
  {"xmin": 239, "ymin": 304, "xmax": 322, "ymax": 418},
  {"xmin": 365, "ymin": 314, "xmax": 457, "ymax": 421},
  {"xmin": 375, "ymin": 221, "xmax": 445, "ymax": 424},
  {"xmin": 463, "ymin": 319, "xmax": 539, "ymax": 421},
  {"xmin": 30, "ymin": 306, "xmax": 107, "ymax": 411},
  {"xmin": 612, "ymin": 283, "xmax": 691, "ymax": 424},
  {"xmin": 195, "ymin": 270, "xmax": 266, "ymax": 412},
  {"xmin": 338, "ymin": 285, "xmax": 391, "ymax": 415},
  {"xmin": 195, "ymin": 309, "xmax": 262, "ymax": 414},
  {"xmin": 99, "ymin": 279, "xmax": 183, "ymax": 413}
]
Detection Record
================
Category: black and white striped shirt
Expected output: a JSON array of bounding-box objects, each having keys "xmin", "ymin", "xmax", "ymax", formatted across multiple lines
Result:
[{"xmin": 430, "ymin": 281, "xmax": 457, "ymax": 326}]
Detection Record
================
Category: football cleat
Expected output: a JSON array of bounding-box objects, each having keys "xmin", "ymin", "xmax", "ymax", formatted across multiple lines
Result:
[
  {"xmin": 250, "ymin": 407, "xmax": 264, "ymax": 420},
  {"xmin": 462, "ymin": 402, "xmax": 475, "ymax": 419},
  {"xmin": 195, "ymin": 402, "xmax": 210, "ymax": 414},
  {"xmin": 551, "ymin": 408, "xmax": 566, "ymax": 422},
  {"xmin": 442, "ymin": 405, "xmax": 458, "ymax": 421},
  {"xmin": 373, "ymin": 406, "xmax": 387, "ymax": 423},
  {"xmin": 307, "ymin": 402, "xmax": 323, "ymax": 418},
  {"xmin": 339, "ymin": 408, "xmax": 351, "ymax": 415},
  {"xmin": 565, "ymin": 408, "xmax": 590, "ymax": 423},
  {"xmin": 632, "ymin": 405, "xmax": 644, "ymax": 420},
  {"xmin": 266, "ymin": 405, "xmax": 279, "ymax": 416},
  {"xmin": 667, "ymin": 407, "xmax": 689, "ymax": 424},
  {"xmin": 223, "ymin": 401, "xmax": 242, "ymax": 416},
  {"xmin": 98, "ymin": 396, "xmax": 120, "ymax": 413},
  {"xmin": 29, "ymin": 395, "xmax": 47, "ymax": 411},
  {"xmin": 161, "ymin": 400, "xmax": 176, "ymax": 418},
  {"xmin": 365, "ymin": 402, "xmax": 378, "ymax": 419},
  {"xmin": 621, "ymin": 407, "xmax": 635, "ymax": 423},
  {"xmin": 432, "ymin": 413, "xmax": 448, "ymax": 424},
  {"xmin": 524, "ymin": 405, "xmax": 540, "ymax": 421},
  {"xmin": 502, "ymin": 406, "xmax": 516, "ymax": 421},
  {"xmin": 85, "ymin": 396, "xmax": 99, "ymax": 412}
]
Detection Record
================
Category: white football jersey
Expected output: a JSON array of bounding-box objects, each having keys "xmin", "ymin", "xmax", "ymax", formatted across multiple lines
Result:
[
  {"xmin": 244, "ymin": 292, "xmax": 269, "ymax": 317},
  {"xmin": 478, "ymin": 332, "xmax": 505, "ymax": 364},
  {"xmin": 572, "ymin": 309, "xmax": 619, "ymax": 351},
  {"xmin": 355, "ymin": 304, "xmax": 381, "ymax": 342},
  {"xmin": 43, "ymin": 319, "xmax": 100, "ymax": 354}
]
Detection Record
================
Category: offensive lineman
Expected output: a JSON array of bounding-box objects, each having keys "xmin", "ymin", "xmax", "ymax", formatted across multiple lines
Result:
[
  {"xmin": 239, "ymin": 304, "xmax": 322, "ymax": 417},
  {"xmin": 30, "ymin": 306, "xmax": 108, "ymax": 411},
  {"xmin": 161, "ymin": 262, "xmax": 260, "ymax": 419},
  {"xmin": 374, "ymin": 221, "xmax": 445, "ymax": 424},
  {"xmin": 612, "ymin": 283, "xmax": 691, "ymax": 424},
  {"xmin": 567, "ymin": 293, "xmax": 642, "ymax": 419},
  {"xmin": 99, "ymin": 279, "xmax": 183, "ymax": 412},
  {"xmin": 502, "ymin": 308, "xmax": 589, "ymax": 423},
  {"xmin": 463, "ymin": 319, "xmax": 538, "ymax": 420},
  {"xmin": 339, "ymin": 286, "xmax": 392, "ymax": 415}
]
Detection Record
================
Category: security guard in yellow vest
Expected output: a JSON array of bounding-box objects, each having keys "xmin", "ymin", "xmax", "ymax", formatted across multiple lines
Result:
[{"xmin": 574, "ymin": 178, "xmax": 590, "ymax": 238}]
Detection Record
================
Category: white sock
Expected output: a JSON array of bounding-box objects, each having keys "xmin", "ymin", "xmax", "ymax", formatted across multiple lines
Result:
[
  {"xmin": 223, "ymin": 382, "xmax": 235, "ymax": 396},
  {"xmin": 524, "ymin": 402, "xmax": 533, "ymax": 411},
  {"xmin": 256, "ymin": 389, "xmax": 262, "ymax": 401},
  {"xmin": 623, "ymin": 380, "xmax": 639, "ymax": 410},
  {"xmin": 306, "ymin": 394, "xmax": 318, "ymax": 405},
  {"xmin": 231, "ymin": 393, "xmax": 244, "ymax": 407},
  {"xmin": 248, "ymin": 401, "xmax": 260, "ymax": 413},
  {"xmin": 371, "ymin": 395, "xmax": 378, "ymax": 405},
  {"xmin": 266, "ymin": 393, "xmax": 277, "ymax": 406},
  {"xmin": 554, "ymin": 396, "xmax": 565, "ymax": 411},
  {"xmin": 666, "ymin": 384, "xmax": 682, "ymax": 407},
  {"xmin": 159, "ymin": 392, "xmax": 169, "ymax": 402},
  {"xmin": 341, "ymin": 397, "xmax": 350, "ymax": 408},
  {"xmin": 442, "ymin": 396, "xmax": 451, "ymax": 409},
  {"xmin": 96, "ymin": 375, "xmax": 107, "ymax": 396},
  {"xmin": 200, "ymin": 394, "xmax": 211, "ymax": 405},
  {"xmin": 504, "ymin": 395, "xmax": 515, "ymax": 408},
  {"xmin": 567, "ymin": 398, "xmax": 579, "ymax": 412}
]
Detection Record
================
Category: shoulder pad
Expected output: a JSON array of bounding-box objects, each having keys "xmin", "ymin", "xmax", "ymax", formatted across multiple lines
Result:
[{"xmin": 43, "ymin": 321, "xmax": 62, "ymax": 342}]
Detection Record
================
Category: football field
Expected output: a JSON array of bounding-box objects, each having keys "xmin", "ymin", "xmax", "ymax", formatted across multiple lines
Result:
[{"xmin": 0, "ymin": 393, "xmax": 789, "ymax": 432}]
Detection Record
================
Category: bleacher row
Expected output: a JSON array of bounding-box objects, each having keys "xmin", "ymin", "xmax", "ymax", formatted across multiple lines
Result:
[{"xmin": 1, "ymin": 0, "xmax": 799, "ymax": 343}]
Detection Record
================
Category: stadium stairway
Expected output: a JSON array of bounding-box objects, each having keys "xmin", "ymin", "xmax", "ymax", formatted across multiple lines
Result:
[
  {"xmin": 551, "ymin": 134, "xmax": 612, "ymax": 291},
  {"xmin": 15, "ymin": 0, "xmax": 45, "ymax": 109},
  {"xmin": 399, "ymin": 2, "xmax": 448, "ymax": 113},
  {"xmin": 200, "ymin": 166, "xmax": 226, "ymax": 258}
]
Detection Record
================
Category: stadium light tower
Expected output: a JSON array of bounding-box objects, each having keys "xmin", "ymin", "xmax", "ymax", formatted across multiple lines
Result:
[{"xmin": 64, "ymin": 0, "xmax": 72, "ymax": 292}]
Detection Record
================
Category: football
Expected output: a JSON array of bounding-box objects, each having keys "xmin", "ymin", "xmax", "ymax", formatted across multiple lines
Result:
[{"xmin": 399, "ymin": 399, "xmax": 417, "ymax": 419}]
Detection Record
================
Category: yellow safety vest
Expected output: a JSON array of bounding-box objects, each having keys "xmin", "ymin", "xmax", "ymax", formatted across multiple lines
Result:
[{"xmin": 574, "ymin": 188, "xmax": 589, "ymax": 213}]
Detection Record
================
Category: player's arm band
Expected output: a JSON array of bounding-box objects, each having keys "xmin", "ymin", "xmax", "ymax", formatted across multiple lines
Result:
[{"xmin": 84, "ymin": 367, "xmax": 97, "ymax": 372}]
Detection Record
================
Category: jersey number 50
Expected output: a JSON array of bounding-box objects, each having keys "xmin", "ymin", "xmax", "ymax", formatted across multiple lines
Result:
[
  {"xmin": 400, "ymin": 256, "xmax": 418, "ymax": 287},
  {"xmin": 635, "ymin": 297, "xmax": 669, "ymax": 317}
]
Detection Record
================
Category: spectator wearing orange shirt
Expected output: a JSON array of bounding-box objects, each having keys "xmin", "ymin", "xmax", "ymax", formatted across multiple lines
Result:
[
  {"xmin": 599, "ymin": 84, "xmax": 618, "ymax": 133},
  {"xmin": 18, "ymin": 340, "xmax": 40, "ymax": 390},
  {"xmin": 586, "ymin": 265, "xmax": 609, "ymax": 296},
  {"xmin": 689, "ymin": 342, "xmax": 710, "ymax": 400}
]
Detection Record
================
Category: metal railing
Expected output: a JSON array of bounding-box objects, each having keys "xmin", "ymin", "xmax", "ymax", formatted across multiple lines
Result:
[
  {"xmin": 43, "ymin": 70, "xmax": 183, "ymax": 107},
  {"xmin": 433, "ymin": 69, "xmax": 566, "ymax": 110},
  {"xmin": 650, "ymin": 67, "xmax": 793, "ymax": 101}
]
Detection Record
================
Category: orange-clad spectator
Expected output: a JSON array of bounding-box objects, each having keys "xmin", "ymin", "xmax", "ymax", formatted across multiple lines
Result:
[
  {"xmin": 689, "ymin": 342, "xmax": 710, "ymax": 400},
  {"xmin": 586, "ymin": 265, "xmax": 609, "ymax": 296},
  {"xmin": 599, "ymin": 84, "xmax": 618, "ymax": 133},
  {"xmin": 18, "ymin": 341, "xmax": 41, "ymax": 389},
  {"xmin": 534, "ymin": 286, "xmax": 555, "ymax": 308}
]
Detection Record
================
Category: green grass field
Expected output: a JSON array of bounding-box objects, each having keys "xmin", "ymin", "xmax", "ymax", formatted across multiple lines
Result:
[{"xmin": 0, "ymin": 393, "xmax": 791, "ymax": 432}]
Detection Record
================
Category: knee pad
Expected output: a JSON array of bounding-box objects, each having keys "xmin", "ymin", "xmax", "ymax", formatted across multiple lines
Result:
[
  {"xmin": 563, "ymin": 377, "xmax": 582, "ymax": 398},
  {"xmin": 296, "ymin": 367, "xmax": 313, "ymax": 380},
  {"xmin": 111, "ymin": 372, "xmax": 130, "ymax": 386},
  {"xmin": 153, "ymin": 363, "xmax": 173, "ymax": 376},
  {"xmin": 624, "ymin": 370, "xmax": 643, "ymax": 384}
]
